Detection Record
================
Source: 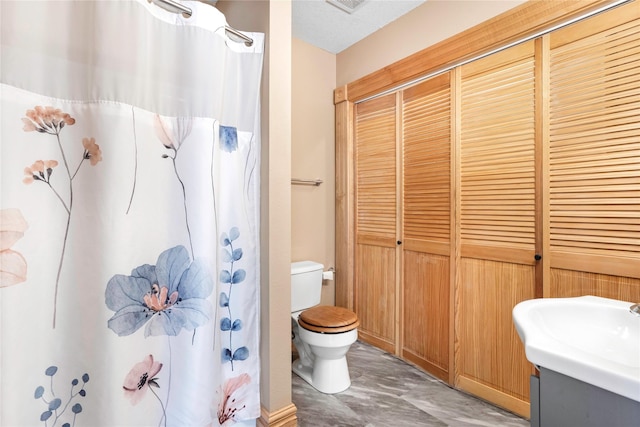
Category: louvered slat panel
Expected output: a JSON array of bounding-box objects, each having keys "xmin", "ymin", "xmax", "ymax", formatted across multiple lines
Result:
[
  {"xmin": 550, "ymin": 19, "xmax": 640, "ymax": 259},
  {"xmin": 403, "ymin": 74, "xmax": 451, "ymax": 243},
  {"xmin": 460, "ymin": 49, "xmax": 536, "ymax": 251},
  {"xmin": 355, "ymin": 94, "xmax": 396, "ymax": 237}
]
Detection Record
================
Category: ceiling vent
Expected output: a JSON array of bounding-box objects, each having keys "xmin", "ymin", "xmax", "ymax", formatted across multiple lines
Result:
[{"xmin": 326, "ymin": 0, "xmax": 367, "ymax": 14}]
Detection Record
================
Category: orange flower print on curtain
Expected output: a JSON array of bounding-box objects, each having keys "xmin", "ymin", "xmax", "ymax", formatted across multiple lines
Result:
[
  {"xmin": 21, "ymin": 106, "xmax": 102, "ymax": 328},
  {"xmin": 154, "ymin": 115, "xmax": 195, "ymax": 258},
  {"xmin": 217, "ymin": 373, "xmax": 251, "ymax": 425},
  {"xmin": 123, "ymin": 354, "xmax": 167, "ymax": 426},
  {"xmin": 0, "ymin": 208, "xmax": 29, "ymax": 287}
]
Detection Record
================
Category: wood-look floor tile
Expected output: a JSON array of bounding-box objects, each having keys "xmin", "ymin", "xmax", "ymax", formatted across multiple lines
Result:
[{"xmin": 292, "ymin": 341, "xmax": 528, "ymax": 427}]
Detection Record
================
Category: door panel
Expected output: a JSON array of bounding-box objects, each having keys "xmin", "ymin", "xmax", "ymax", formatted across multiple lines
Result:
[
  {"xmin": 354, "ymin": 94, "xmax": 397, "ymax": 352},
  {"xmin": 401, "ymin": 73, "xmax": 452, "ymax": 380},
  {"xmin": 457, "ymin": 41, "xmax": 536, "ymax": 417}
]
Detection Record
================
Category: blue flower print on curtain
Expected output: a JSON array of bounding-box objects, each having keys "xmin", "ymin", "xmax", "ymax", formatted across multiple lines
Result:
[
  {"xmin": 105, "ymin": 245, "xmax": 213, "ymax": 337},
  {"xmin": 219, "ymin": 227, "xmax": 249, "ymax": 369},
  {"xmin": 34, "ymin": 365, "xmax": 89, "ymax": 426},
  {"xmin": 219, "ymin": 125, "xmax": 238, "ymax": 153}
]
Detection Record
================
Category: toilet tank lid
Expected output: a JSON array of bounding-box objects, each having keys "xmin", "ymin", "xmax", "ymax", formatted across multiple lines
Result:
[{"xmin": 291, "ymin": 261, "xmax": 324, "ymax": 275}]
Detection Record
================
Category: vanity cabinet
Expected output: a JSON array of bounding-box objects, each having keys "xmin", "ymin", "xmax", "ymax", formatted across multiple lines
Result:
[
  {"xmin": 336, "ymin": 0, "xmax": 640, "ymax": 418},
  {"xmin": 530, "ymin": 369, "xmax": 640, "ymax": 427}
]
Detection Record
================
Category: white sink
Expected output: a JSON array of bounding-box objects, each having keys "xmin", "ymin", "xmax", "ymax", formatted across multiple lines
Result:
[{"xmin": 513, "ymin": 295, "xmax": 640, "ymax": 402}]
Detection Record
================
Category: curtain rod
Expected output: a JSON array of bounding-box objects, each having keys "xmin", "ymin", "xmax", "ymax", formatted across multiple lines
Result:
[{"xmin": 148, "ymin": 0, "xmax": 254, "ymax": 46}]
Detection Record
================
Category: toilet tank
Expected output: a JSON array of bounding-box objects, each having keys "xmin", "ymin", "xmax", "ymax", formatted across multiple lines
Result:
[{"xmin": 291, "ymin": 261, "xmax": 323, "ymax": 313}]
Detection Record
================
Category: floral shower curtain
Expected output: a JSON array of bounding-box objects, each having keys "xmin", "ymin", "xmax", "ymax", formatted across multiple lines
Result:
[{"xmin": 0, "ymin": 1, "xmax": 263, "ymax": 426}]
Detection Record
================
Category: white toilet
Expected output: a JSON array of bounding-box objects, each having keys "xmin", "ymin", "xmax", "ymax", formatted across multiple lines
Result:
[{"xmin": 291, "ymin": 261, "xmax": 359, "ymax": 394}]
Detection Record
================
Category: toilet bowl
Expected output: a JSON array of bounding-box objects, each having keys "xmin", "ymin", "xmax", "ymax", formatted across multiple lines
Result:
[{"xmin": 291, "ymin": 261, "xmax": 360, "ymax": 394}]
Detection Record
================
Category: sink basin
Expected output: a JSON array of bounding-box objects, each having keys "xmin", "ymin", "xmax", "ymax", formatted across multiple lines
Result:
[{"xmin": 513, "ymin": 295, "xmax": 640, "ymax": 402}]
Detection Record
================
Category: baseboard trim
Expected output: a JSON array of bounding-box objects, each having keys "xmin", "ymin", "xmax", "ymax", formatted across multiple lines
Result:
[{"xmin": 257, "ymin": 403, "xmax": 298, "ymax": 427}]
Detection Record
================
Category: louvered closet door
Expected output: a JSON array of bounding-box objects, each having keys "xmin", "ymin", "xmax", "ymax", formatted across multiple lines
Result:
[
  {"xmin": 401, "ymin": 73, "xmax": 451, "ymax": 382},
  {"xmin": 548, "ymin": 4, "xmax": 640, "ymax": 300},
  {"xmin": 457, "ymin": 41, "xmax": 536, "ymax": 417},
  {"xmin": 354, "ymin": 93, "xmax": 397, "ymax": 353}
]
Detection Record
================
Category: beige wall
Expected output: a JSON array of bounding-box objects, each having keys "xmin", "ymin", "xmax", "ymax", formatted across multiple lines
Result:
[
  {"xmin": 291, "ymin": 38, "xmax": 336, "ymax": 306},
  {"xmin": 217, "ymin": 0, "xmax": 293, "ymax": 416},
  {"xmin": 336, "ymin": 0, "xmax": 526, "ymax": 86}
]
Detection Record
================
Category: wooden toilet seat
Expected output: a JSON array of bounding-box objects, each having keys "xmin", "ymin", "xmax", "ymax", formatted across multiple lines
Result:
[{"xmin": 298, "ymin": 306, "xmax": 359, "ymax": 334}]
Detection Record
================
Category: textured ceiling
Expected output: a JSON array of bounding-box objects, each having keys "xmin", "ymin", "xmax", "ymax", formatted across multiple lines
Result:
[{"xmin": 292, "ymin": 0, "xmax": 427, "ymax": 54}]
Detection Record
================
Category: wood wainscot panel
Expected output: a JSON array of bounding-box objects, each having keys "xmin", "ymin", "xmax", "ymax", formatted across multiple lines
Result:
[
  {"xmin": 457, "ymin": 258, "xmax": 534, "ymax": 418},
  {"xmin": 550, "ymin": 268, "xmax": 640, "ymax": 302},
  {"xmin": 402, "ymin": 251, "xmax": 450, "ymax": 382},
  {"xmin": 355, "ymin": 242, "xmax": 396, "ymax": 353}
]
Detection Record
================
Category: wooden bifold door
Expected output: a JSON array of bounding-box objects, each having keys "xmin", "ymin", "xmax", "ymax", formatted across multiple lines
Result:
[{"xmin": 337, "ymin": 1, "xmax": 640, "ymax": 418}]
